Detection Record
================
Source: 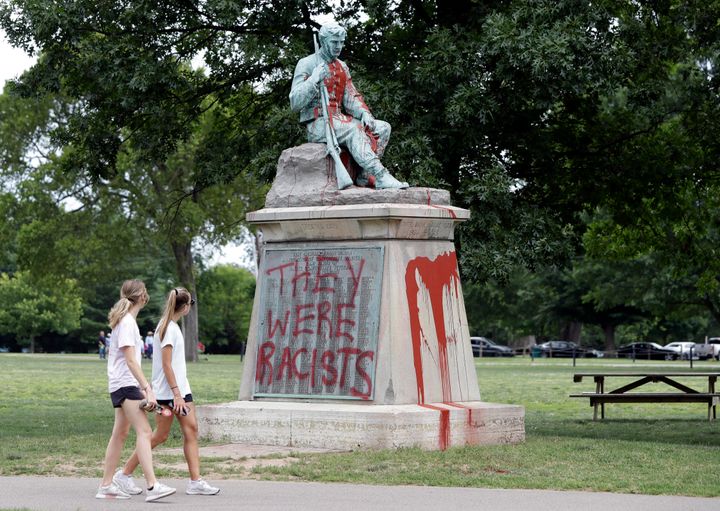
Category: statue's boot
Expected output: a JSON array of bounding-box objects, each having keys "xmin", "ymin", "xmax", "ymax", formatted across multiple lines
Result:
[
  {"xmin": 356, "ymin": 171, "xmax": 376, "ymax": 188},
  {"xmin": 357, "ymin": 169, "xmax": 409, "ymax": 189}
]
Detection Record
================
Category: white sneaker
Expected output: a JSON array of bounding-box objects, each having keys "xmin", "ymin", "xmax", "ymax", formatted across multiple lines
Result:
[
  {"xmin": 145, "ymin": 481, "xmax": 176, "ymax": 502},
  {"xmin": 112, "ymin": 469, "xmax": 143, "ymax": 495},
  {"xmin": 96, "ymin": 482, "xmax": 131, "ymax": 499},
  {"xmin": 186, "ymin": 478, "xmax": 220, "ymax": 495}
]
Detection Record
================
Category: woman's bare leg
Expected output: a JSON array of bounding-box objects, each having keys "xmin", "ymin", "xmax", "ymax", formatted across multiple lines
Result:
[
  {"xmin": 120, "ymin": 399, "xmax": 158, "ymax": 488},
  {"xmin": 177, "ymin": 403, "xmax": 201, "ymax": 480},
  {"xmin": 100, "ymin": 407, "xmax": 131, "ymax": 486},
  {"xmin": 122, "ymin": 412, "xmax": 174, "ymax": 475}
]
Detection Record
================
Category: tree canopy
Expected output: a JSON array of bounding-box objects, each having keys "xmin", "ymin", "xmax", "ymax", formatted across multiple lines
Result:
[
  {"xmin": 0, "ymin": 272, "xmax": 82, "ymax": 352},
  {"xmin": 197, "ymin": 264, "xmax": 255, "ymax": 354},
  {"xmin": 4, "ymin": 1, "xmax": 719, "ymax": 282},
  {"xmin": 2, "ymin": 1, "xmax": 720, "ymax": 349}
]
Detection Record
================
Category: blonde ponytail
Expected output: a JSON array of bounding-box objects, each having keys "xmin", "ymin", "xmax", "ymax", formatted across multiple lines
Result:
[
  {"xmin": 108, "ymin": 298, "xmax": 132, "ymax": 328},
  {"xmin": 157, "ymin": 287, "xmax": 192, "ymax": 341},
  {"xmin": 108, "ymin": 279, "xmax": 148, "ymax": 328}
]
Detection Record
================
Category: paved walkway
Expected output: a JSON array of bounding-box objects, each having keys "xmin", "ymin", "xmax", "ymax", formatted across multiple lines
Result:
[{"xmin": 1, "ymin": 477, "xmax": 718, "ymax": 511}]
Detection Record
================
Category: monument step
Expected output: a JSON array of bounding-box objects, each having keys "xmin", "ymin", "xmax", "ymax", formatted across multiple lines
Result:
[{"xmin": 197, "ymin": 400, "xmax": 525, "ymax": 451}]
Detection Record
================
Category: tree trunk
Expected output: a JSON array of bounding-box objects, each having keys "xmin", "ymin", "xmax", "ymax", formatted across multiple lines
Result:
[
  {"xmin": 560, "ymin": 321, "xmax": 583, "ymax": 343},
  {"xmin": 171, "ymin": 240, "xmax": 198, "ymax": 362},
  {"xmin": 602, "ymin": 323, "xmax": 616, "ymax": 352},
  {"xmin": 703, "ymin": 293, "xmax": 720, "ymax": 327},
  {"xmin": 30, "ymin": 335, "xmax": 35, "ymax": 354}
]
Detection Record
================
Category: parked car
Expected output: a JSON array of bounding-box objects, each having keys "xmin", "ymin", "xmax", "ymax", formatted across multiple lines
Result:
[
  {"xmin": 470, "ymin": 337, "xmax": 515, "ymax": 357},
  {"xmin": 663, "ymin": 342, "xmax": 698, "ymax": 360},
  {"xmin": 616, "ymin": 342, "xmax": 677, "ymax": 360},
  {"xmin": 534, "ymin": 340, "xmax": 602, "ymax": 358},
  {"xmin": 693, "ymin": 338, "xmax": 720, "ymax": 361}
]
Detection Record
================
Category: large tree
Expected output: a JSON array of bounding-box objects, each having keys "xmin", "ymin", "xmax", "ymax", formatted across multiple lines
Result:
[
  {"xmin": 0, "ymin": 1, "xmax": 585, "ymax": 280},
  {"xmin": 585, "ymin": 189, "xmax": 720, "ymax": 328},
  {"xmin": 540, "ymin": 257, "xmax": 651, "ymax": 351},
  {"xmin": 100, "ymin": 100, "xmax": 264, "ymax": 361},
  {"xmin": 3, "ymin": 0, "xmax": 720, "ymax": 292},
  {"xmin": 196, "ymin": 264, "xmax": 255, "ymax": 354},
  {"xmin": 0, "ymin": 85, "xmax": 263, "ymax": 359},
  {"xmin": 0, "ymin": 272, "xmax": 83, "ymax": 353}
]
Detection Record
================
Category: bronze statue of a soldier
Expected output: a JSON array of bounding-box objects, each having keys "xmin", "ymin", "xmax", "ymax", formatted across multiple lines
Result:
[{"xmin": 290, "ymin": 23, "xmax": 408, "ymax": 189}]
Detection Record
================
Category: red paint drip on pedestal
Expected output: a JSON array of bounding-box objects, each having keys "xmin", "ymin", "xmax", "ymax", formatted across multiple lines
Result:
[
  {"xmin": 405, "ymin": 251, "xmax": 461, "ymax": 450},
  {"xmin": 447, "ymin": 402, "xmax": 474, "ymax": 426},
  {"xmin": 419, "ymin": 404, "xmax": 450, "ymax": 451},
  {"xmin": 429, "ymin": 204, "xmax": 457, "ymax": 219},
  {"xmin": 424, "ymin": 190, "xmax": 458, "ymax": 219}
]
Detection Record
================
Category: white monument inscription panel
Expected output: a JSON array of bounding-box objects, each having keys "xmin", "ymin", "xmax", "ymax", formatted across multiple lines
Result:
[{"xmin": 254, "ymin": 246, "xmax": 384, "ymax": 400}]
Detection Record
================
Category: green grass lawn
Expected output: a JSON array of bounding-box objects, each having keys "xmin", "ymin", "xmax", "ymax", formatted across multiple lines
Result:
[
  {"xmin": 0, "ymin": 353, "xmax": 240, "ymax": 478},
  {"xmin": 1, "ymin": 353, "xmax": 719, "ymax": 496}
]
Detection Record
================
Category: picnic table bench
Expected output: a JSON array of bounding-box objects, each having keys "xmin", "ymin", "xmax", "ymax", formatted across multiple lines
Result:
[{"xmin": 570, "ymin": 372, "xmax": 720, "ymax": 421}]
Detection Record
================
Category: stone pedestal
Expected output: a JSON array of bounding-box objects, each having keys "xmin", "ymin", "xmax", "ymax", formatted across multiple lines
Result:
[
  {"xmin": 199, "ymin": 401, "xmax": 524, "ymax": 450},
  {"xmin": 197, "ymin": 145, "xmax": 525, "ymax": 450}
]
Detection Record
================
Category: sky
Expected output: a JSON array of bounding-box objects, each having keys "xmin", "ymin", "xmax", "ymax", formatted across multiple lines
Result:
[{"xmin": 0, "ymin": 32, "xmax": 35, "ymax": 92}]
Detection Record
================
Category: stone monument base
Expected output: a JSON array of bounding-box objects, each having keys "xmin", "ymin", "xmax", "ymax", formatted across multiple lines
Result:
[{"xmin": 197, "ymin": 401, "xmax": 524, "ymax": 451}]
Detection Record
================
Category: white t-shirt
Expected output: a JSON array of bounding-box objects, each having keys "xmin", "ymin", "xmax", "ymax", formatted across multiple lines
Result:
[
  {"xmin": 151, "ymin": 320, "xmax": 192, "ymax": 400},
  {"xmin": 107, "ymin": 314, "xmax": 143, "ymax": 393}
]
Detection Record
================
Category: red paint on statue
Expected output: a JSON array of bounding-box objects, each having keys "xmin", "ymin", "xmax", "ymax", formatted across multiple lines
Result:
[{"xmin": 324, "ymin": 60, "xmax": 353, "ymax": 127}]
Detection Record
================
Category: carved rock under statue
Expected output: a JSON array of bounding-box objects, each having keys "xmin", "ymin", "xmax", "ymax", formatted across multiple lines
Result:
[
  {"xmin": 196, "ymin": 148, "xmax": 526, "ymax": 451},
  {"xmin": 265, "ymin": 144, "xmax": 450, "ymax": 208}
]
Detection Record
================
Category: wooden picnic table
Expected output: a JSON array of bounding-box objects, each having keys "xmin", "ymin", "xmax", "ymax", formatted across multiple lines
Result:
[{"xmin": 570, "ymin": 372, "xmax": 720, "ymax": 421}]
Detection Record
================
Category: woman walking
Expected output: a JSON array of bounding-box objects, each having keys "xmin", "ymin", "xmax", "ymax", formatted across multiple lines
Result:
[
  {"xmin": 97, "ymin": 279, "xmax": 176, "ymax": 502},
  {"xmin": 114, "ymin": 287, "xmax": 219, "ymax": 496}
]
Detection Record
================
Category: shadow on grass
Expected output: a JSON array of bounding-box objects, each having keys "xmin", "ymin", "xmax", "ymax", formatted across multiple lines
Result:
[{"xmin": 531, "ymin": 417, "xmax": 720, "ymax": 447}]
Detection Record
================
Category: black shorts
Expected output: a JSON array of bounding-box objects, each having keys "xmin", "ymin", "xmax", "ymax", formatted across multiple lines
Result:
[
  {"xmin": 157, "ymin": 394, "xmax": 193, "ymax": 406},
  {"xmin": 110, "ymin": 386, "xmax": 144, "ymax": 408}
]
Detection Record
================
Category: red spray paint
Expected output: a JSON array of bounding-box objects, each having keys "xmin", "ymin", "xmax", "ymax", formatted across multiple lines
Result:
[
  {"xmin": 424, "ymin": 189, "xmax": 458, "ymax": 218},
  {"xmin": 419, "ymin": 403, "xmax": 450, "ymax": 451},
  {"xmin": 405, "ymin": 250, "xmax": 462, "ymax": 449},
  {"xmin": 447, "ymin": 402, "xmax": 474, "ymax": 426},
  {"xmin": 429, "ymin": 204, "xmax": 457, "ymax": 219}
]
